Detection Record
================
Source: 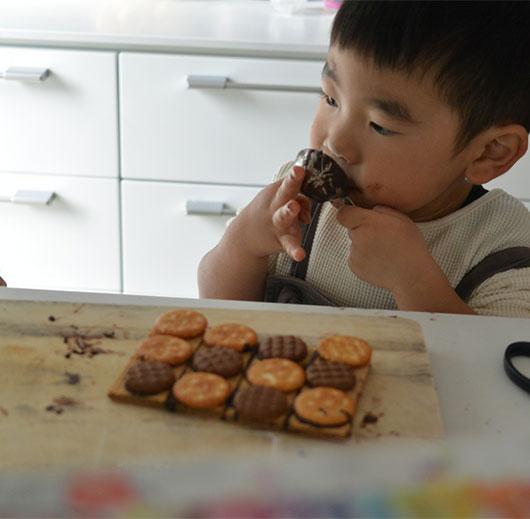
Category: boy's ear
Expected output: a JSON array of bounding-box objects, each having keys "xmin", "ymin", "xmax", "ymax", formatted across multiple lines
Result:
[{"xmin": 464, "ymin": 124, "xmax": 528, "ymax": 184}]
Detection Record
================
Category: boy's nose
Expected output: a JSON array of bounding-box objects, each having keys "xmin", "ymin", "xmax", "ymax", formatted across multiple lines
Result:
[{"xmin": 324, "ymin": 122, "xmax": 359, "ymax": 166}]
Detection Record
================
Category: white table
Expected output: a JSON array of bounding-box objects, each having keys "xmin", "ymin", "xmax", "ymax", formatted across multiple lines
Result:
[{"xmin": 0, "ymin": 286, "xmax": 528, "ymax": 439}]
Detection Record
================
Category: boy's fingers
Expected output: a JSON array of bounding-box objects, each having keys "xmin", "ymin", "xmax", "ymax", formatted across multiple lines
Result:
[
  {"xmin": 272, "ymin": 200, "xmax": 300, "ymax": 229},
  {"xmin": 280, "ymin": 235, "xmax": 306, "ymax": 262},
  {"xmin": 276, "ymin": 166, "xmax": 306, "ymax": 206},
  {"xmin": 336, "ymin": 205, "xmax": 371, "ymax": 229}
]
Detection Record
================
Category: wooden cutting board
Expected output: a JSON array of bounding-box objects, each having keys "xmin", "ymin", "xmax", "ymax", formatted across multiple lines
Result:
[{"xmin": 0, "ymin": 300, "xmax": 443, "ymax": 469}]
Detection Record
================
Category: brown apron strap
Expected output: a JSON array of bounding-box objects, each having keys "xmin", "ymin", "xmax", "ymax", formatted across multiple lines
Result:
[{"xmin": 455, "ymin": 246, "xmax": 530, "ymax": 301}]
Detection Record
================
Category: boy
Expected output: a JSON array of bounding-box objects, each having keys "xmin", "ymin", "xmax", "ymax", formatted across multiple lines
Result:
[{"xmin": 198, "ymin": 1, "xmax": 530, "ymax": 317}]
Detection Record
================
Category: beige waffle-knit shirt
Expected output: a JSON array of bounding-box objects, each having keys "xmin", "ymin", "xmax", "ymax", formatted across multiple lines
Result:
[{"xmin": 267, "ymin": 162, "xmax": 530, "ymax": 317}]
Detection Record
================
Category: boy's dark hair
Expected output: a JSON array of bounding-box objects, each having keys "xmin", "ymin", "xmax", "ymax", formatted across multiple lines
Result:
[{"xmin": 331, "ymin": 1, "xmax": 530, "ymax": 153}]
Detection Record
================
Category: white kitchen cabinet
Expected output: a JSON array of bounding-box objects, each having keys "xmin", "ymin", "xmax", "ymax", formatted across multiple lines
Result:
[
  {"xmin": 0, "ymin": 46, "xmax": 118, "ymax": 178},
  {"xmin": 119, "ymin": 53, "xmax": 322, "ymax": 185},
  {"xmin": 0, "ymin": 173, "xmax": 121, "ymax": 293},
  {"xmin": 121, "ymin": 180, "xmax": 261, "ymax": 298}
]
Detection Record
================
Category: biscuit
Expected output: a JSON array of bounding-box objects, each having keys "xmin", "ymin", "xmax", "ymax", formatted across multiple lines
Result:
[
  {"xmin": 124, "ymin": 361, "xmax": 175, "ymax": 395},
  {"xmin": 293, "ymin": 387, "xmax": 355, "ymax": 426},
  {"xmin": 246, "ymin": 358, "xmax": 305, "ymax": 392},
  {"xmin": 192, "ymin": 346, "xmax": 243, "ymax": 378},
  {"xmin": 306, "ymin": 359, "xmax": 356, "ymax": 391},
  {"xmin": 173, "ymin": 372, "xmax": 231, "ymax": 409},
  {"xmin": 153, "ymin": 309, "xmax": 207, "ymax": 338},
  {"xmin": 136, "ymin": 334, "xmax": 193, "ymax": 366},
  {"xmin": 203, "ymin": 323, "xmax": 258, "ymax": 352},
  {"xmin": 233, "ymin": 385, "xmax": 288, "ymax": 422},
  {"xmin": 258, "ymin": 335, "xmax": 308, "ymax": 362},
  {"xmin": 317, "ymin": 335, "xmax": 372, "ymax": 367}
]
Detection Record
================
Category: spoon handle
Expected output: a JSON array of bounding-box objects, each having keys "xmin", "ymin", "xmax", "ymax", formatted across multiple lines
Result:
[{"xmin": 344, "ymin": 196, "xmax": 355, "ymax": 206}]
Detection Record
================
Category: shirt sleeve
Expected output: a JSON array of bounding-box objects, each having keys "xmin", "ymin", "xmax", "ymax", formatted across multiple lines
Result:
[{"xmin": 467, "ymin": 267, "xmax": 530, "ymax": 318}]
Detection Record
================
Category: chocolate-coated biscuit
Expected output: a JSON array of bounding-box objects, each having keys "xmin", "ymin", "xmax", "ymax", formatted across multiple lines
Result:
[
  {"xmin": 192, "ymin": 346, "xmax": 243, "ymax": 378},
  {"xmin": 233, "ymin": 385, "xmax": 288, "ymax": 422},
  {"xmin": 258, "ymin": 335, "xmax": 308, "ymax": 362},
  {"xmin": 306, "ymin": 359, "xmax": 356, "ymax": 391},
  {"xmin": 295, "ymin": 148, "xmax": 350, "ymax": 203},
  {"xmin": 125, "ymin": 361, "xmax": 175, "ymax": 395}
]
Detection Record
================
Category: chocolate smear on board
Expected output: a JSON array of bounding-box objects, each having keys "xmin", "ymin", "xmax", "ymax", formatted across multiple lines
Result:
[
  {"xmin": 0, "ymin": 407, "xmax": 8, "ymax": 417},
  {"xmin": 65, "ymin": 372, "xmax": 81, "ymax": 385},
  {"xmin": 63, "ymin": 335, "xmax": 120, "ymax": 359},
  {"xmin": 360, "ymin": 411, "xmax": 381, "ymax": 428},
  {"xmin": 48, "ymin": 315, "xmax": 56, "ymax": 322},
  {"xmin": 45, "ymin": 396, "xmax": 77, "ymax": 415}
]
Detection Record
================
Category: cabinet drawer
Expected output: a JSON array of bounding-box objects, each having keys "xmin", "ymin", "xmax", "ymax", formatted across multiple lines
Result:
[
  {"xmin": 122, "ymin": 180, "xmax": 261, "ymax": 298},
  {"xmin": 0, "ymin": 173, "xmax": 121, "ymax": 292},
  {"xmin": 120, "ymin": 53, "xmax": 322, "ymax": 185},
  {"xmin": 488, "ymin": 151, "xmax": 530, "ymax": 201},
  {"xmin": 0, "ymin": 47, "xmax": 118, "ymax": 177}
]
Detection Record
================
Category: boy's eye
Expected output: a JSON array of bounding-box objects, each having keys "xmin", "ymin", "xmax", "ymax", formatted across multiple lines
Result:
[
  {"xmin": 370, "ymin": 122, "xmax": 396, "ymax": 136},
  {"xmin": 320, "ymin": 91, "xmax": 338, "ymax": 107}
]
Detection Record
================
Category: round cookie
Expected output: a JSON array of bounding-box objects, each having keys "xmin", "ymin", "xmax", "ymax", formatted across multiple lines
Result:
[
  {"xmin": 153, "ymin": 309, "xmax": 207, "ymax": 339},
  {"xmin": 173, "ymin": 372, "xmax": 231, "ymax": 409},
  {"xmin": 317, "ymin": 335, "xmax": 372, "ymax": 367},
  {"xmin": 293, "ymin": 387, "xmax": 356, "ymax": 426},
  {"xmin": 246, "ymin": 358, "xmax": 305, "ymax": 392},
  {"xmin": 125, "ymin": 361, "xmax": 175, "ymax": 395},
  {"xmin": 258, "ymin": 335, "xmax": 308, "ymax": 362},
  {"xmin": 233, "ymin": 385, "xmax": 288, "ymax": 422},
  {"xmin": 203, "ymin": 323, "xmax": 258, "ymax": 352},
  {"xmin": 192, "ymin": 346, "xmax": 243, "ymax": 378},
  {"xmin": 137, "ymin": 334, "xmax": 193, "ymax": 366},
  {"xmin": 306, "ymin": 359, "xmax": 356, "ymax": 391}
]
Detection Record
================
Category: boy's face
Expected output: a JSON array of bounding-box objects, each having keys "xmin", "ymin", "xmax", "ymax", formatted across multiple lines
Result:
[{"xmin": 310, "ymin": 45, "xmax": 475, "ymax": 221}]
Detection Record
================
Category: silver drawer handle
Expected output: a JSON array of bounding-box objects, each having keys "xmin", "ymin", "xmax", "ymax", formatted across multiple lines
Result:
[
  {"xmin": 0, "ymin": 190, "xmax": 55, "ymax": 205},
  {"xmin": 0, "ymin": 67, "xmax": 50, "ymax": 82},
  {"xmin": 186, "ymin": 200, "xmax": 236, "ymax": 216},
  {"xmin": 187, "ymin": 74, "xmax": 320, "ymax": 94}
]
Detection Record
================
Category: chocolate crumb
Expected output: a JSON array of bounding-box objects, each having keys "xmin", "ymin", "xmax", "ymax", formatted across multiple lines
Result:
[
  {"xmin": 361, "ymin": 412, "xmax": 379, "ymax": 427},
  {"xmin": 48, "ymin": 315, "xmax": 56, "ymax": 322},
  {"xmin": 65, "ymin": 372, "xmax": 80, "ymax": 385}
]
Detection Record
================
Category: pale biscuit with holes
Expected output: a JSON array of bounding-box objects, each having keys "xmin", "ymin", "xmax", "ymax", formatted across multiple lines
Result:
[
  {"xmin": 246, "ymin": 358, "xmax": 305, "ymax": 392},
  {"xmin": 173, "ymin": 372, "xmax": 231, "ymax": 409},
  {"xmin": 293, "ymin": 387, "xmax": 355, "ymax": 426},
  {"xmin": 317, "ymin": 335, "xmax": 372, "ymax": 367},
  {"xmin": 136, "ymin": 334, "xmax": 193, "ymax": 366},
  {"xmin": 153, "ymin": 309, "xmax": 207, "ymax": 338},
  {"xmin": 203, "ymin": 323, "xmax": 258, "ymax": 352}
]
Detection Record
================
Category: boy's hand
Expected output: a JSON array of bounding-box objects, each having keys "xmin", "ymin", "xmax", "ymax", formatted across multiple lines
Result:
[
  {"xmin": 237, "ymin": 165, "xmax": 311, "ymax": 261},
  {"xmin": 336, "ymin": 204, "xmax": 436, "ymax": 295}
]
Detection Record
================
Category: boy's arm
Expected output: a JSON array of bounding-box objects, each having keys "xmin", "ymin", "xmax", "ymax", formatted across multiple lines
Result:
[
  {"xmin": 198, "ymin": 166, "xmax": 311, "ymax": 301},
  {"xmin": 336, "ymin": 204, "xmax": 476, "ymax": 315}
]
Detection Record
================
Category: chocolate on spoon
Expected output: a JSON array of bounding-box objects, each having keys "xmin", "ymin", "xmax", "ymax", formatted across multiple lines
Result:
[{"xmin": 294, "ymin": 149, "xmax": 354, "ymax": 205}]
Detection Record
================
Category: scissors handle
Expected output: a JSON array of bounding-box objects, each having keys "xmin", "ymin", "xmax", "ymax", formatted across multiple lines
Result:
[{"xmin": 504, "ymin": 341, "xmax": 530, "ymax": 394}]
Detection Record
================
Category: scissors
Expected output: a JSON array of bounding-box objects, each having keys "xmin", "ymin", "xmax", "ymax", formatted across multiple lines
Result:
[{"xmin": 504, "ymin": 342, "xmax": 530, "ymax": 394}]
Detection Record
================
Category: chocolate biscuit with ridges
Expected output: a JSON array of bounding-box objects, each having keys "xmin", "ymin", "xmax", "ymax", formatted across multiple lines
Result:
[
  {"xmin": 306, "ymin": 358, "xmax": 356, "ymax": 391},
  {"xmin": 192, "ymin": 346, "xmax": 244, "ymax": 378},
  {"xmin": 233, "ymin": 385, "xmax": 289, "ymax": 422},
  {"xmin": 258, "ymin": 335, "xmax": 308, "ymax": 362},
  {"xmin": 124, "ymin": 361, "xmax": 175, "ymax": 396}
]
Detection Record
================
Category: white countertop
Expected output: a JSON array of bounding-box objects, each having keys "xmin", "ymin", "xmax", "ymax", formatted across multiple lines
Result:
[
  {"xmin": 1, "ymin": 286, "xmax": 529, "ymax": 440},
  {"xmin": 0, "ymin": 0, "xmax": 333, "ymax": 58}
]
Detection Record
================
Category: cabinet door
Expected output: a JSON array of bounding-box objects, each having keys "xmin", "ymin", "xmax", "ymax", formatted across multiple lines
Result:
[
  {"xmin": 120, "ymin": 53, "xmax": 322, "ymax": 185},
  {"xmin": 0, "ymin": 173, "xmax": 121, "ymax": 292},
  {"xmin": 0, "ymin": 47, "xmax": 118, "ymax": 177},
  {"xmin": 121, "ymin": 180, "xmax": 261, "ymax": 298}
]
